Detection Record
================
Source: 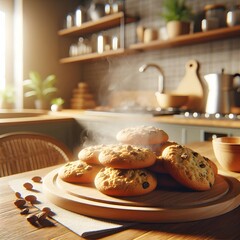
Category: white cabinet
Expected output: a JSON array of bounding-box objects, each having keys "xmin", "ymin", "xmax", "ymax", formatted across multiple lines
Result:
[{"xmin": 157, "ymin": 123, "xmax": 240, "ymax": 144}]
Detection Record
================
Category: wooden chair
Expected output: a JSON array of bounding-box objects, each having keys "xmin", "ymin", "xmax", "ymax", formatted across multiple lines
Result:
[{"xmin": 0, "ymin": 132, "xmax": 74, "ymax": 177}]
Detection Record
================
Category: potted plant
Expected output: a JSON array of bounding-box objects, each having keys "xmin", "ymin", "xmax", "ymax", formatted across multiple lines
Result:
[
  {"xmin": 50, "ymin": 97, "xmax": 65, "ymax": 112},
  {"xmin": 0, "ymin": 86, "xmax": 15, "ymax": 109},
  {"xmin": 23, "ymin": 71, "xmax": 57, "ymax": 109},
  {"xmin": 161, "ymin": 0, "xmax": 193, "ymax": 39}
]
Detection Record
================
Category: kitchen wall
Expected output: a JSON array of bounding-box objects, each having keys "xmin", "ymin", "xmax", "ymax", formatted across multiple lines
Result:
[
  {"xmin": 20, "ymin": 0, "xmax": 82, "ymax": 109},
  {"xmin": 80, "ymin": 0, "xmax": 240, "ymax": 108}
]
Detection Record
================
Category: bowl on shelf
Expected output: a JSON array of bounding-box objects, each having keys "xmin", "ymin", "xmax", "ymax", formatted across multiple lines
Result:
[
  {"xmin": 212, "ymin": 137, "xmax": 240, "ymax": 172},
  {"xmin": 155, "ymin": 92, "xmax": 189, "ymax": 109}
]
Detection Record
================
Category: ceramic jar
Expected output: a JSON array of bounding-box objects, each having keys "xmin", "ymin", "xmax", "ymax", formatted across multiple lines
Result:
[
  {"xmin": 227, "ymin": 5, "xmax": 240, "ymax": 27},
  {"xmin": 204, "ymin": 4, "xmax": 227, "ymax": 28}
]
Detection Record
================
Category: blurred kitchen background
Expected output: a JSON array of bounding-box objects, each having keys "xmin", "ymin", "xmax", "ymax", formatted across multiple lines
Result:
[
  {"xmin": 1, "ymin": 0, "xmax": 240, "ymax": 155},
  {"xmin": 0, "ymin": 0, "xmax": 240, "ymax": 111}
]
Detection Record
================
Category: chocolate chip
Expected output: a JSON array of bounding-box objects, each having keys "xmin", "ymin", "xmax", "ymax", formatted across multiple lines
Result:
[
  {"xmin": 140, "ymin": 172, "xmax": 147, "ymax": 177},
  {"xmin": 27, "ymin": 214, "xmax": 39, "ymax": 227},
  {"xmin": 193, "ymin": 151, "xmax": 198, "ymax": 157},
  {"xmin": 14, "ymin": 199, "xmax": 26, "ymax": 208},
  {"xmin": 130, "ymin": 151, "xmax": 138, "ymax": 156},
  {"xmin": 25, "ymin": 195, "xmax": 37, "ymax": 203},
  {"xmin": 31, "ymin": 176, "xmax": 42, "ymax": 183},
  {"xmin": 41, "ymin": 207, "xmax": 51, "ymax": 214},
  {"xmin": 36, "ymin": 211, "xmax": 48, "ymax": 221},
  {"xmin": 126, "ymin": 145, "xmax": 133, "ymax": 151},
  {"xmin": 117, "ymin": 170, "xmax": 127, "ymax": 176},
  {"xmin": 38, "ymin": 218, "xmax": 55, "ymax": 227},
  {"xmin": 142, "ymin": 182, "xmax": 149, "ymax": 189},
  {"xmin": 20, "ymin": 208, "xmax": 29, "ymax": 215},
  {"xmin": 23, "ymin": 182, "xmax": 33, "ymax": 190},
  {"xmin": 15, "ymin": 192, "xmax": 22, "ymax": 199},
  {"xmin": 199, "ymin": 163, "xmax": 206, "ymax": 168}
]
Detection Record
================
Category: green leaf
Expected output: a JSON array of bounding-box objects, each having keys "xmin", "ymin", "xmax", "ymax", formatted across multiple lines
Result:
[
  {"xmin": 51, "ymin": 97, "xmax": 64, "ymax": 105},
  {"xmin": 161, "ymin": 0, "xmax": 192, "ymax": 22},
  {"xmin": 23, "ymin": 71, "xmax": 58, "ymax": 100},
  {"xmin": 29, "ymin": 71, "xmax": 41, "ymax": 86},
  {"xmin": 42, "ymin": 75, "xmax": 56, "ymax": 89},
  {"xmin": 45, "ymin": 74, "xmax": 56, "ymax": 82},
  {"xmin": 29, "ymin": 71, "xmax": 41, "ymax": 81},
  {"xmin": 24, "ymin": 90, "xmax": 38, "ymax": 98},
  {"xmin": 42, "ymin": 87, "xmax": 57, "ymax": 96},
  {"xmin": 23, "ymin": 79, "xmax": 34, "ymax": 86}
]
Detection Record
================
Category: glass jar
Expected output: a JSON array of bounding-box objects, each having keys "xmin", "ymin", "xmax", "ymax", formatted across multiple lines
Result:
[
  {"xmin": 69, "ymin": 43, "xmax": 78, "ymax": 57},
  {"xmin": 97, "ymin": 33, "xmax": 109, "ymax": 53},
  {"xmin": 105, "ymin": 0, "xmax": 113, "ymax": 15},
  {"xmin": 65, "ymin": 13, "xmax": 74, "ymax": 28},
  {"xmin": 77, "ymin": 38, "xmax": 92, "ymax": 55},
  {"xmin": 74, "ymin": 5, "xmax": 86, "ymax": 26},
  {"xmin": 77, "ymin": 37, "xmax": 85, "ymax": 55},
  {"xmin": 112, "ymin": 1, "xmax": 123, "ymax": 13},
  {"xmin": 111, "ymin": 35, "xmax": 119, "ymax": 50}
]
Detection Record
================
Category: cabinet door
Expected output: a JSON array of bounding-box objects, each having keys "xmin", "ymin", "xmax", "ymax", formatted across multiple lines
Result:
[
  {"xmin": 185, "ymin": 125, "xmax": 240, "ymax": 143},
  {"xmin": 154, "ymin": 123, "xmax": 185, "ymax": 144},
  {"xmin": 155, "ymin": 124, "xmax": 240, "ymax": 144}
]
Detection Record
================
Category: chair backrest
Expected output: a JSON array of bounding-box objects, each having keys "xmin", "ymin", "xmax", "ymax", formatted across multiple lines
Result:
[{"xmin": 0, "ymin": 132, "xmax": 74, "ymax": 177}]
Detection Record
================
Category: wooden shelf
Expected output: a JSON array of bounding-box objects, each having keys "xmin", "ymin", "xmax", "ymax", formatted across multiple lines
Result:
[
  {"xmin": 59, "ymin": 16, "xmax": 240, "ymax": 64},
  {"xmin": 130, "ymin": 25, "xmax": 240, "ymax": 51},
  {"xmin": 59, "ymin": 48, "xmax": 135, "ymax": 64},
  {"xmin": 58, "ymin": 12, "xmax": 138, "ymax": 37}
]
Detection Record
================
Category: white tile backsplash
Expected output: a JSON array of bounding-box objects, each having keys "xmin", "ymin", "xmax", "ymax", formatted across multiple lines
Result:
[{"xmin": 81, "ymin": 0, "xmax": 240, "ymax": 106}]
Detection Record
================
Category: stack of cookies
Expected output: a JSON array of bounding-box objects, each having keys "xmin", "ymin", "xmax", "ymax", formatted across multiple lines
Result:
[
  {"xmin": 58, "ymin": 125, "xmax": 218, "ymax": 197},
  {"xmin": 94, "ymin": 144, "xmax": 158, "ymax": 196},
  {"xmin": 70, "ymin": 82, "xmax": 96, "ymax": 109}
]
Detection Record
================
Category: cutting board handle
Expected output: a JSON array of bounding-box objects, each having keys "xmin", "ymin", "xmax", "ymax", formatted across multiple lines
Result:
[
  {"xmin": 185, "ymin": 59, "xmax": 199, "ymax": 72},
  {"xmin": 175, "ymin": 59, "xmax": 204, "ymax": 111}
]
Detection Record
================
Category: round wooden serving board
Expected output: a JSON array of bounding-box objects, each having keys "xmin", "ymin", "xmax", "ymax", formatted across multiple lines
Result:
[{"xmin": 43, "ymin": 168, "xmax": 240, "ymax": 223}]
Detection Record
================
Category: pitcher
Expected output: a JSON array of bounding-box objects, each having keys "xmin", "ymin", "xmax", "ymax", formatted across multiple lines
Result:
[{"xmin": 204, "ymin": 70, "xmax": 240, "ymax": 114}]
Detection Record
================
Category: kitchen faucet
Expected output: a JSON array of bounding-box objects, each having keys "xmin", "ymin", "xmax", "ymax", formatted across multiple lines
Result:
[{"xmin": 139, "ymin": 63, "xmax": 165, "ymax": 93}]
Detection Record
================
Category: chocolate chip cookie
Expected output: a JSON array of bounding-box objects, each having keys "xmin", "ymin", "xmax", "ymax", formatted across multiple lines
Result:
[
  {"xmin": 94, "ymin": 167, "xmax": 157, "ymax": 196},
  {"xmin": 58, "ymin": 160, "xmax": 101, "ymax": 183},
  {"xmin": 162, "ymin": 145, "xmax": 215, "ymax": 191},
  {"xmin": 98, "ymin": 144, "xmax": 156, "ymax": 169}
]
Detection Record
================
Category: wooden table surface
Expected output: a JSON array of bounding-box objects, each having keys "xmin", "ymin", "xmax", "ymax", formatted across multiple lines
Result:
[{"xmin": 1, "ymin": 141, "xmax": 240, "ymax": 240}]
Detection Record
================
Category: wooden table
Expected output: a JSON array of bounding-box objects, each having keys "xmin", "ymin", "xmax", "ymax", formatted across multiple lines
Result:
[{"xmin": 1, "ymin": 142, "xmax": 240, "ymax": 240}]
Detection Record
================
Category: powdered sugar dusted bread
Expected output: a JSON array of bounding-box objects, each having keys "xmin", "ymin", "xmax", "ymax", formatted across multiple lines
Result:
[
  {"xmin": 162, "ymin": 145, "xmax": 215, "ymax": 191},
  {"xmin": 58, "ymin": 160, "xmax": 101, "ymax": 183},
  {"xmin": 98, "ymin": 144, "xmax": 156, "ymax": 169},
  {"xmin": 94, "ymin": 167, "xmax": 157, "ymax": 196},
  {"xmin": 116, "ymin": 125, "xmax": 169, "ymax": 145}
]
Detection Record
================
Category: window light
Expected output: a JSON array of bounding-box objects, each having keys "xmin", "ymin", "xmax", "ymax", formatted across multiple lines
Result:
[{"xmin": 0, "ymin": 10, "xmax": 6, "ymax": 90}]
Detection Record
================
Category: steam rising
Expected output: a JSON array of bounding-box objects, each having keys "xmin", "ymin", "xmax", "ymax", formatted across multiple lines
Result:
[
  {"xmin": 96, "ymin": 57, "xmax": 159, "ymax": 110},
  {"xmin": 77, "ymin": 118, "xmax": 154, "ymax": 151}
]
